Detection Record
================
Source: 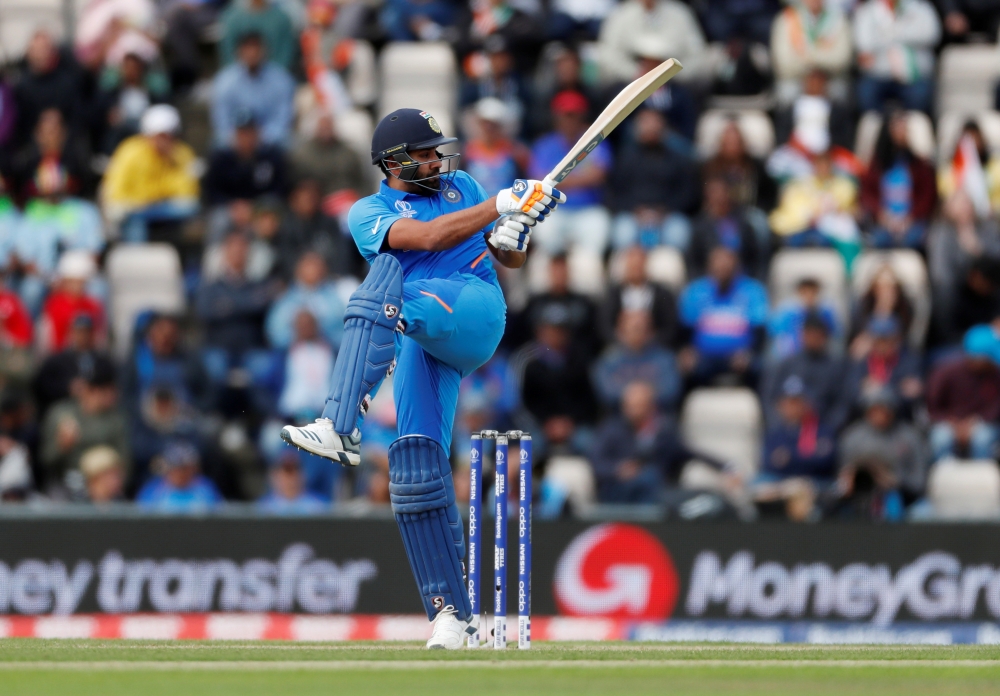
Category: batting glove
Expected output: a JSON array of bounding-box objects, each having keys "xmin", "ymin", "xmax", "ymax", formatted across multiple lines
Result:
[
  {"xmin": 496, "ymin": 179, "xmax": 567, "ymax": 222},
  {"xmin": 489, "ymin": 214, "xmax": 533, "ymax": 252}
]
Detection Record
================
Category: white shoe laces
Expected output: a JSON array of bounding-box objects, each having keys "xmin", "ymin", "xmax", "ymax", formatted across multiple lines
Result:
[{"xmin": 431, "ymin": 605, "xmax": 457, "ymax": 626}]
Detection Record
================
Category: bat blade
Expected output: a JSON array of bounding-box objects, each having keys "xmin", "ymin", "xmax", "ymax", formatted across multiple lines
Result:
[{"xmin": 543, "ymin": 58, "xmax": 684, "ymax": 185}]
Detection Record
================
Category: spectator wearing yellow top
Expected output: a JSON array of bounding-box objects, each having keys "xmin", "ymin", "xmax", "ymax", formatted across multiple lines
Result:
[
  {"xmin": 101, "ymin": 105, "xmax": 199, "ymax": 242},
  {"xmin": 938, "ymin": 121, "xmax": 1000, "ymax": 219},
  {"xmin": 769, "ymin": 149, "xmax": 861, "ymax": 268}
]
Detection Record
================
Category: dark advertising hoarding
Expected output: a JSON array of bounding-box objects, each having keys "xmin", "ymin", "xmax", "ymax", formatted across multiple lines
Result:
[{"xmin": 1, "ymin": 517, "xmax": 1000, "ymax": 627}]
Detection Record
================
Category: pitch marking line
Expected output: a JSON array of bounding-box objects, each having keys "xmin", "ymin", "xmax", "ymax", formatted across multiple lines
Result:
[{"xmin": 0, "ymin": 660, "xmax": 998, "ymax": 671}]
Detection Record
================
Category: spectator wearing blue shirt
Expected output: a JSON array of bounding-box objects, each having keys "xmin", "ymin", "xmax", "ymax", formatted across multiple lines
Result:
[
  {"xmin": 679, "ymin": 246, "xmax": 768, "ymax": 388},
  {"xmin": 528, "ymin": 91, "xmax": 612, "ymax": 254},
  {"xmin": 136, "ymin": 442, "xmax": 223, "ymax": 513},
  {"xmin": 211, "ymin": 32, "xmax": 295, "ymax": 149},
  {"xmin": 592, "ymin": 310, "xmax": 681, "ymax": 413},
  {"xmin": 380, "ymin": 0, "xmax": 457, "ymax": 41},
  {"xmin": 755, "ymin": 375, "xmax": 837, "ymax": 521},
  {"xmin": 257, "ymin": 449, "xmax": 328, "ymax": 515},
  {"xmin": 266, "ymin": 251, "xmax": 346, "ymax": 351},
  {"xmin": 768, "ymin": 277, "xmax": 839, "ymax": 360}
]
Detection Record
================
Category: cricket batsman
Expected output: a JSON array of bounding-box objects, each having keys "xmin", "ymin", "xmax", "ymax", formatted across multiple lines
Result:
[{"xmin": 280, "ymin": 108, "xmax": 565, "ymax": 648}]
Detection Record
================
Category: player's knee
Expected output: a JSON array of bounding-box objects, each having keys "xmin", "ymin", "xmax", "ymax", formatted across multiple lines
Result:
[{"xmin": 388, "ymin": 435, "xmax": 455, "ymax": 514}]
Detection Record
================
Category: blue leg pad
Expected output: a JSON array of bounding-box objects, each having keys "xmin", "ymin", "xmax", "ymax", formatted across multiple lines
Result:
[
  {"xmin": 389, "ymin": 434, "xmax": 471, "ymax": 621},
  {"xmin": 323, "ymin": 254, "xmax": 403, "ymax": 433}
]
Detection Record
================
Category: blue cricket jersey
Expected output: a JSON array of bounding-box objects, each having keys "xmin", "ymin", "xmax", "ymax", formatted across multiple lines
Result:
[{"xmin": 346, "ymin": 171, "xmax": 499, "ymax": 288}]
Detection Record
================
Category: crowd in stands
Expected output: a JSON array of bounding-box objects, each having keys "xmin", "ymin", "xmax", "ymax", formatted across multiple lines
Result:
[{"xmin": 1, "ymin": 0, "xmax": 1000, "ymax": 521}]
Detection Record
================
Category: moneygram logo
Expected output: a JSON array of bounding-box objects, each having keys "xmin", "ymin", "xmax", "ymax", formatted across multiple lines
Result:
[{"xmin": 553, "ymin": 524, "xmax": 678, "ymax": 619}]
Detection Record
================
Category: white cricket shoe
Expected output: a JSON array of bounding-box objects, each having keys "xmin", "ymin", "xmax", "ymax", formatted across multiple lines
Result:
[
  {"xmin": 426, "ymin": 606, "xmax": 477, "ymax": 650},
  {"xmin": 280, "ymin": 419, "xmax": 361, "ymax": 466}
]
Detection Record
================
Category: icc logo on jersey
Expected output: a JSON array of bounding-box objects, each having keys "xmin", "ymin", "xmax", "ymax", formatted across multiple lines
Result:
[{"xmin": 394, "ymin": 200, "xmax": 417, "ymax": 218}]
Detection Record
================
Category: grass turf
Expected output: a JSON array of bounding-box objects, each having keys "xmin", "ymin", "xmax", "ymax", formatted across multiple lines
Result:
[{"xmin": 0, "ymin": 640, "xmax": 998, "ymax": 696}]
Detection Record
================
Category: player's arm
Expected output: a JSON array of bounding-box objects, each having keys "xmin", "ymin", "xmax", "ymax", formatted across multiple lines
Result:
[
  {"xmin": 486, "ymin": 236, "xmax": 526, "ymax": 268},
  {"xmin": 386, "ymin": 198, "xmax": 499, "ymax": 252}
]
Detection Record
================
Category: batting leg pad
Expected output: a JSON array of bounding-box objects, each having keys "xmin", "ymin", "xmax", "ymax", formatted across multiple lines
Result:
[
  {"xmin": 324, "ymin": 254, "xmax": 403, "ymax": 434},
  {"xmin": 389, "ymin": 435, "xmax": 472, "ymax": 621}
]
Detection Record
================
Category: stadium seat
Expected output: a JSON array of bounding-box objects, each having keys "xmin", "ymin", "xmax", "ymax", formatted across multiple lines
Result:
[
  {"xmin": 680, "ymin": 387, "xmax": 762, "ymax": 483},
  {"xmin": 0, "ymin": 1, "xmax": 62, "ymax": 63},
  {"xmin": 106, "ymin": 244, "xmax": 185, "ymax": 359},
  {"xmin": 378, "ymin": 42, "xmax": 457, "ymax": 136},
  {"xmin": 851, "ymin": 250, "xmax": 931, "ymax": 349},
  {"xmin": 936, "ymin": 45, "xmax": 1000, "ymax": 118},
  {"xmin": 696, "ymin": 109, "xmax": 775, "ymax": 160},
  {"xmin": 607, "ymin": 247, "xmax": 686, "ymax": 294},
  {"xmin": 855, "ymin": 111, "xmax": 936, "ymax": 166},
  {"xmin": 936, "ymin": 110, "xmax": 1000, "ymax": 167},
  {"xmin": 768, "ymin": 249, "xmax": 848, "ymax": 327},
  {"xmin": 927, "ymin": 458, "xmax": 1000, "ymax": 520},
  {"xmin": 526, "ymin": 248, "xmax": 606, "ymax": 298}
]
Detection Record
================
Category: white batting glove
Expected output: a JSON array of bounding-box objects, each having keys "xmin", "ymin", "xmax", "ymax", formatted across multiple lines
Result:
[
  {"xmin": 489, "ymin": 214, "xmax": 532, "ymax": 252},
  {"xmin": 496, "ymin": 179, "xmax": 567, "ymax": 222}
]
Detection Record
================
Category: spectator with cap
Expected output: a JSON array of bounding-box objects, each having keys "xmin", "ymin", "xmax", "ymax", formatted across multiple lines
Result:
[
  {"xmin": 762, "ymin": 310, "xmax": 849, "ymax": 431},
  {"xmin": 463, "ymin": 98, "xmax": 531, "ymax": 197},
  {"xmin": 770, "ymin": 0, "xmax": 852, "ymax": 107},
  {"xmin": 122, "ymin": 313, "xmax": 210, "ymax": 412},
  {"xmin": 834, "ymin": 387, "xmax": 927, "ymax": 519},
  {"xmin": 592, "ymin": 310, "xmax": 681, "ymax": 413},
  {"xmin": 861, "ymin": 111, "xmax": 938, "ymax": 249},
  {"xmin": 688, "ymin": 177, "xmax": 759, "ymax": 280},
  {"xmin": 853, "ymin": 0, "xmax": 940, "ymax": 114},
  {"xmin": 220, "ymin": 0, "xmax": 297, "ymax": 71},
  {"xmin": 678, "ymin": 246, "xmax": 769, "ymax": 388},
  {"xmin": 79, "ymin": 445, "xmax": 126, "ymax": 505},
  {"xmin": 592, "ymin": 380, "xmax": 736, "ymax": 503},
  {"xmin": 40, "ymin": 360, "xmax": 128, "ymax": 492},
  {"xmin": 34, "ymin": 313, "xmax": 114, "ymax": 419},
  {"xmin": 510, "ymin": 302, "xmax": 599, "ymax": 451},
  {"xmin": 768, "ymin": 277, "xmax": 840, "ymax": 360},
  {"xmin": 196, "ymin": 231, "xmax": 278, "ymax": 358},
  {"xmin": 515, "ymin": 253, "xmax": 600, "ymax": 359},
  {"xmin": 101, "ymin": 104, "xmax": 199, "ymax": 242},
  {"xmin": 609, "ymin": 107, "xmax": 698, "ymax": 251},
  {"xmin": 204, "ymin": 111, "xmax": 288, "ymax": 207},
  {"xmin": 597, "ymin": 0, "xmax": 707, "ymax": 85},
  {"xmin": 266, "ymin": 252, "xmax": 347, "ymax": 351},
  {"xmin": 38, "ymin": 251, "xmax": 106, "ymax": 355},
  {"xmin": 528, "ymin": 91, "xmax": 612, "ymax": 254},
  {"xmin": 137, "ymin": 441, "xmax": 223, "ymax": 512},
  {"xmin": 257, "ymin": 449, "xmax": 328, "ymax": 515},
  {"xmin": 756, "ymin": 374, "xmax": 837, "ymax": 521},
  {"xmin": 600, "ymin": 246, "xmax": 678, "ymax": 349},
  {"xmin": 289, "ymin": 111, "xmax": 365, "ymax": 198},
  {"xmin": 11, "ymin": 30, "xmax": 84, "ymax": 145},
  {"xmin": 927, "ymin": 328, "xmax": 1000, "ymax": 461},
  {"xmin": 845, "ymin": 316, "xmax": 923, "ymax": 421},
  {"xmin": 212, "ymin": 31, "xmax": 296, "ymax": 148}
]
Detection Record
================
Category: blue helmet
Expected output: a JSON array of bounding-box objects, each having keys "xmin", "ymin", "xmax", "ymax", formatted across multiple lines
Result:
[{"xmin": 371, "ymin": 108, "xmax": 459, "ymax": 191}]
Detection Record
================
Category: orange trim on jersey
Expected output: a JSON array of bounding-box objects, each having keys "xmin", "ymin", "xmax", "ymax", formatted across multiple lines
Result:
[
  {"xmin": 470, "ymin": 250, "xmax": 489, "ymax": 269},
  {"xmin": 419, "ymin": 290, "xmax": 454, "ymax": 313}
]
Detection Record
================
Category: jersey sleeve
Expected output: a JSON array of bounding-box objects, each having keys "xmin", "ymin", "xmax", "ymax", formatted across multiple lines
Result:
[{"xmin": 347, "ymin": 196, "xmax": 401, "ymax": 262}]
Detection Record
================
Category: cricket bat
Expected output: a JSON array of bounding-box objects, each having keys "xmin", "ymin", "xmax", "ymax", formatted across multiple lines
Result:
[{"xmin": 543, "ymin": 58, "xmax": 684, "ymax": 185}]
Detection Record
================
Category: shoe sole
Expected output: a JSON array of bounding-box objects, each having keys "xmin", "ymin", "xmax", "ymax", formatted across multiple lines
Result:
[{"xmin": 280, "ymin": 428, "xmax": 361, "ymax": 467}]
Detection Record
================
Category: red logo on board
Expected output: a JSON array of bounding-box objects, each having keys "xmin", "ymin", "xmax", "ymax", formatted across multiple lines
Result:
[{"xmin": 553, "ymin": 523, "xmax": 679, "ymax": 620}]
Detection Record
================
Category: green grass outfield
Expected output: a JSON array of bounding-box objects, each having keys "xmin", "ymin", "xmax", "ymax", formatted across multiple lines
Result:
[{"xmin": 1, "ymin": 640, "xmax": 999, "ymax": 696}]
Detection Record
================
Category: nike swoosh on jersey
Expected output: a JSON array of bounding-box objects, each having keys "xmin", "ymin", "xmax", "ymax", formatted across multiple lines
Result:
[{"xmin": 371, "ymin": 216, "xmax": 382, "ymax": 235}]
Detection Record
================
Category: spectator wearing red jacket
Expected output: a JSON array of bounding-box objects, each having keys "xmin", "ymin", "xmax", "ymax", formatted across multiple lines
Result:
[
  {"xmin": 927, "ymin": 328, "xmax": 1000, "ymax": 461},
  {"xmin": 39, "ymin": 251, "xmax": 105, "ymax": 354},
  {"xmin": 0, "ymin": 285, "xmax": 32, "ymax": 348}
]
